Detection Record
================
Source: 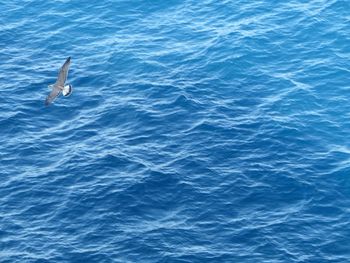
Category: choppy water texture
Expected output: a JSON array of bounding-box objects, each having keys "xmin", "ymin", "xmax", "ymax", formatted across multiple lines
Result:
[{"xmin": 1, "ymin": 0, "xmax": 350, "ymax": 262}]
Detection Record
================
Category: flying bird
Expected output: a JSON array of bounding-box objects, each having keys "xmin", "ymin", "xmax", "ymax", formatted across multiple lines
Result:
[{"xmin": 45, "ymin": 57, "xmax": 73, "ymax": 106}]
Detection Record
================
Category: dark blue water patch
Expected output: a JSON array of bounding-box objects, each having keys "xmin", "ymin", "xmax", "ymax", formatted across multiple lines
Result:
[{"xmin": 2, "ymin": 0, "xmax": 350, "ymax": 262}]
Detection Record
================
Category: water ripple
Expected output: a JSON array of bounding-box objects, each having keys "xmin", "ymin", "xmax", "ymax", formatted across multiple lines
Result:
[{"xmin": 1, "ymin": 0, "xmax": 350, "ymax": 262}]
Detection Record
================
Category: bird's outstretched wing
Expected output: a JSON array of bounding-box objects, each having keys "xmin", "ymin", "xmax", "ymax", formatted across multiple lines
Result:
[
  {"xmin": 45, "ymin": 86, "xmax": 61, "ymax": 106},
  {"xmin": 55, "ymin": 57, "xmax": 71, "ymax": 87}
]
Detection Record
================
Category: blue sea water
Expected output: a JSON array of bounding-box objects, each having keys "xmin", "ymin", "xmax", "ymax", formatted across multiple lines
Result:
[{"xmin": 1, "ymin": 0, "xmax": 350, "ymax": 262}]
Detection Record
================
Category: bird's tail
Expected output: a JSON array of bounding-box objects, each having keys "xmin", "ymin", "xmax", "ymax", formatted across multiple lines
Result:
[{"xmin": 62, "ymin": 84, "xmax": 73, "ymax": 96}]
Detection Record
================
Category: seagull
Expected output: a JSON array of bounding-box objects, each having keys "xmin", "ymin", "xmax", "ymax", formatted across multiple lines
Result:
[{"xmin": 45, "ymin": 57, "xmax": 73, "ymax": 106}]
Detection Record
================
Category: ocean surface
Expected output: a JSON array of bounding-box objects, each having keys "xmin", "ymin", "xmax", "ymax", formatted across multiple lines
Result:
[{"xmin": 1, "ymin": 0, "xmax": 350, "ymax": 262}]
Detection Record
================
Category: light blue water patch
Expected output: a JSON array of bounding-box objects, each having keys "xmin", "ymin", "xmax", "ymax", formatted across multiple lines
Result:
[{"xmin": 1, "ymin": 0, "xmax": 350, "ymax": 262}]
